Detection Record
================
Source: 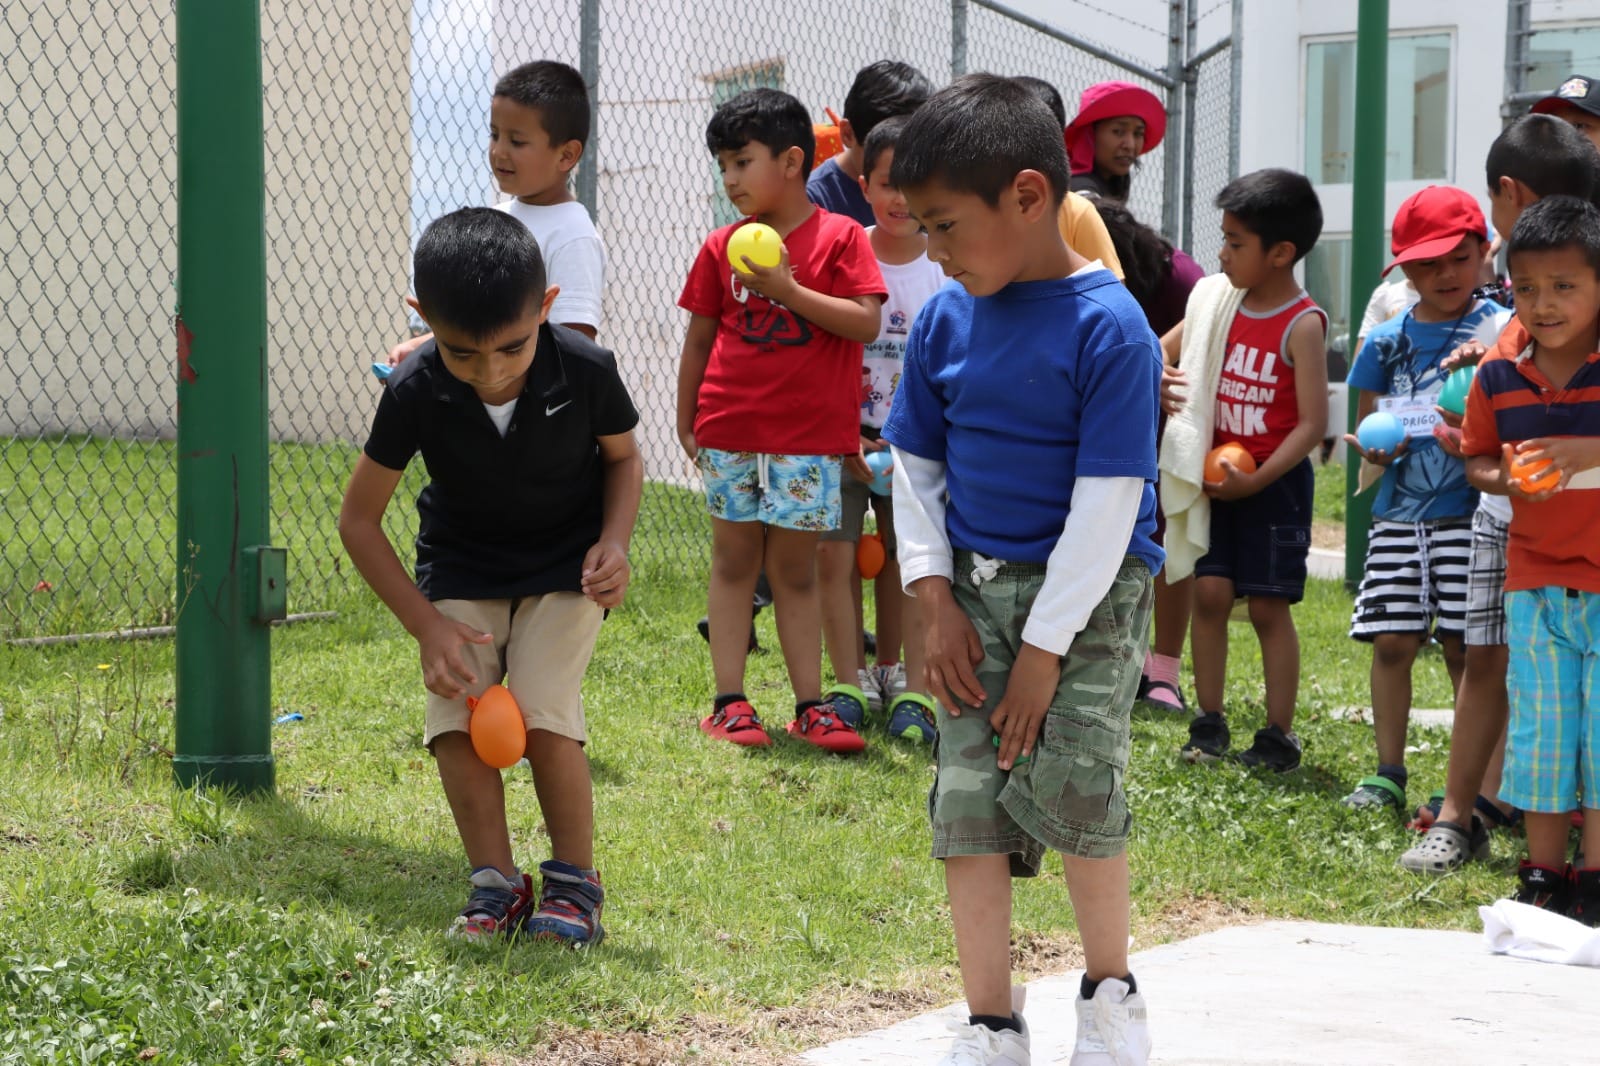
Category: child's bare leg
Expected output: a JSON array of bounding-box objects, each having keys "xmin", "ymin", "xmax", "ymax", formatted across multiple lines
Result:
[
  {"xmin": 818, "ymin": 540, "xmax": 861, "ymax": 685},
  {"xmin": 874, "ymin": 500, "xmax": 903, "ymax": 664},
  {"xmin": 1152, "ymin": 571, "xmax": 1192, "ymax": 660},
  {"xmin": 765, "ymin": 526, "xmax": 824, "ymax": 703},
  {"xmin": 525, "ymin": 729, "xmax": 594, "ymax": 870},
  {"xmin": 903, "ymin": 587, "xmax": 927, "ymax": 693},
  {"xmin": 1439, "ymin": 644, "xmax": 1511, "ymax": 827},
  {"xmin": 1369, "ymin": 632, "xmax": 1421, "ymax": 768},
  {"xmin": 945, "ymin": 854, "xmax": 1014, "ymax": 1017},
  {"xmin": 874, "ymin": 560, "xmax": 904, "ymax": 666},
  {"xmin": 1249, "ymin": 596, "xmax": 1299, "ymax": 733},
  {"xmin": 1062, "ymin": 852, "xmax": 1130, "ymax": 980},
  {"xmin": 1525, "ymin": 811, "xmax": 1570, "ymax": 869},
  {"xmin": 435, "ymin": 733, "xmax": 515, "ymax": 874},
  {"xmin": 1440, "ymin": 633, "xmax": 1466, "ymax": 695},
  {"xmin": 1584, "ymin": 804, "xmax": 1600, "ymax": 869},
  {"xmin": 708, "ymin": 517, "xmax": 764, "ymax": 695},
  {"xmin": 1191, "ymin": 576, "xmax": 1235, "ymax": 713}
]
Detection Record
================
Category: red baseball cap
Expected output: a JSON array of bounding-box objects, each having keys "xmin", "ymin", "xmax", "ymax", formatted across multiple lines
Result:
[{"xmin": 1382, "ymin": 185, "xmax": 1487, "ymax": 276}]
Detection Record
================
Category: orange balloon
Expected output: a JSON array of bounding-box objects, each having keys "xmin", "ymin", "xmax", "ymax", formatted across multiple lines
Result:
[
  {"xmin": 1510, "ymin": 452, "xmax": 1561, "ymax": 494},
  {"xmin": 466, "ymin": 684, "xmax": 526, "ymax": 769},
  {"xmin": 819, "ymin": 111, "xmax": 844, "ymax": 164},
  {"xmin": 1204, "ymin": 442, "xmax": 1257, "ymax": 484},
  {"xmin": 857, "ymin": 532, "xmax": 885, "ymax": 580}
]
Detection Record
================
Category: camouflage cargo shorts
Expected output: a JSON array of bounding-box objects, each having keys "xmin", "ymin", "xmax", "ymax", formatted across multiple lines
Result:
[{"xmin": 929, "ymin": 551, "xmax": 1153, "ymax": 876}]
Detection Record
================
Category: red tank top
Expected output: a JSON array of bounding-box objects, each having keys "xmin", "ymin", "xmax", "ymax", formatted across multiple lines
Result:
[{"xmin": 1211, "ymin": 292, "xmax": 1326, "ymax": 463}]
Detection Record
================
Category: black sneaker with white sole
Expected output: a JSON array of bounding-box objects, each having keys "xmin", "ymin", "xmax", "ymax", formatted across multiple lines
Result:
[
  {"xmin": 1233, "ymin": 724, "xmax": 1302, "ymax": 773},
  {"xmin": 1180, "ymin": 712, "xmax": 1230, "ymax": 763}
]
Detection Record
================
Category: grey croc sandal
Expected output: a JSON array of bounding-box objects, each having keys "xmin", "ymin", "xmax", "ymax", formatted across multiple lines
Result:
[{"xmin": 1399, "ymin": 819, "xmax": 1490, "ymax": 874}]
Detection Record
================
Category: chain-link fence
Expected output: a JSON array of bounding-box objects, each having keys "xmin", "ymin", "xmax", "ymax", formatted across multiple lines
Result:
[{"xmin": 1, "ymin": 0, "xmax": 1238, "ymax": 640}]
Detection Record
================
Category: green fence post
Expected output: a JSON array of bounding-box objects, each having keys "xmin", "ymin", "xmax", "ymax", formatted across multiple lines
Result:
[
  {"xmin": 173, "ymin": 0, "xmax": 279, "ymax": 794},
  {"xmin": 1344, "ymin": 0, "xmax": 1388, "ymax": 590}
]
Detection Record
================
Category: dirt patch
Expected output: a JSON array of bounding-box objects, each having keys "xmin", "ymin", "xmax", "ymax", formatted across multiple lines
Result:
[
  {"xmin": 1312, "ymin": 519, "xmax": 1345, "ymax": 552},
  {"xmin": 470, "ymin": 902, "xmax": 1255, "ymax": 1064}
]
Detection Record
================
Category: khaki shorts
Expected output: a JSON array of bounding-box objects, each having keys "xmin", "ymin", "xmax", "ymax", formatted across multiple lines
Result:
[
  {"xmin": 929, "ymin": 552, "xmax": 1152, "ymax": 875},
  {"xmin": 423, "ymin": 593, "xmax": 604, "ymax": 747}
]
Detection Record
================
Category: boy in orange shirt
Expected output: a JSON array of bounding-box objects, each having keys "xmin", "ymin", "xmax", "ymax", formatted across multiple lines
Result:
[{"xmin": 1461, "ymin": 195, "xmax": 1600, "ymax": 920}]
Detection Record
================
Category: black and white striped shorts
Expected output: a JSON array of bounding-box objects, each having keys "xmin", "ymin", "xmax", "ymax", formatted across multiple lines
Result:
[
  {"xmin": 1464, "ymin": 507, "xmax": 1509, "ymax": 647},
  {"xmin": 1349, "ymin": 518, "xmax": 1474, "ymax": 641}
]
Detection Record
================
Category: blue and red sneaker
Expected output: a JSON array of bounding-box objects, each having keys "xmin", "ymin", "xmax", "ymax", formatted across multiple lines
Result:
[
  {"xmin": 446, "ymin": 867, "xmax": 533, "ymax": 941},
  {"xmin": 522, "ymin": 860, "xmax": 605, "ymax": 946}
]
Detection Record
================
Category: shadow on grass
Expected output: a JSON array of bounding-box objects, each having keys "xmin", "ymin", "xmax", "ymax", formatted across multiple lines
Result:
[{"xmin": 142, "ymin": 791, "xmax": 658, "ymax": 972}]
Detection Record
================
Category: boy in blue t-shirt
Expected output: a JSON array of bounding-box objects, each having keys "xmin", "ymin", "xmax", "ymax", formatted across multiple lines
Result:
[
  {"xmin": 883, "ymin": 75, "xmax": 1162, "ymax": 1066},
  {"xmin": 806, "ymin": 60, "xmax": 933, "ymax": 226},
  {"xmin": 1342, "ymin": 185, "xmax": 1510, "ymax": 815}
]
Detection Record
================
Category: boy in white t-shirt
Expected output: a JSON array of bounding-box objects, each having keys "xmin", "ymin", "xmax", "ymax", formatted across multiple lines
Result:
[
  {"xmin": 388, "ymin": 60, "xmax": 605, "ymax": 365},
  {"xmin": 817, "ymin": 115, "xmax": 947, "ymax": 742}
]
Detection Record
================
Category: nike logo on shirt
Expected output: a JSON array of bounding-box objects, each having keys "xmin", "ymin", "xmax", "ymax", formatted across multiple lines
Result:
[{"xmin": 545, "ymin": 399, "xmax": 572, "ymax": 416}]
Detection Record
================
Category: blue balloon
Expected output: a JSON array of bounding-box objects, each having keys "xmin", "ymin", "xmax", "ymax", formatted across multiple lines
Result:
[
  {"xmin": 864, "ymin": 449, "xmax": 894, "ymax": 495},
  {"xmin": 1357, "ymin": 411, "xmax": 1406, "ymax": 454}
]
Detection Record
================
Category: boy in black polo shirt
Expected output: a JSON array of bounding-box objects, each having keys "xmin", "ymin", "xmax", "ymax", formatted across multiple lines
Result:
[{"xmin": 339, "ymin": 208, "xmax": 642, "ymax": 944}]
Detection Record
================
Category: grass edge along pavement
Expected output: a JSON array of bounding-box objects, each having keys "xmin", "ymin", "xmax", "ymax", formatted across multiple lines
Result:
[{"xmin": 0, "ymin": 459, "xmax": 1511, "ymax": 1064}]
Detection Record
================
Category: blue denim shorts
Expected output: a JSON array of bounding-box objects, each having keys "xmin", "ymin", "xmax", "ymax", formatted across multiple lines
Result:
[{"xmin": 698, "ymin": 448, "xmax": 841, "ymax": 531}]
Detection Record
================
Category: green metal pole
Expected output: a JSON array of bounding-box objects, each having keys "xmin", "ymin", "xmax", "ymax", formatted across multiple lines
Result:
[
  {"xmin": 173, "ymin": 0, "xmax": 280, "ymax": 794},
  {"xmin": 1344, "ymin": 0, "xmax": 1388, "ymax": 590}
]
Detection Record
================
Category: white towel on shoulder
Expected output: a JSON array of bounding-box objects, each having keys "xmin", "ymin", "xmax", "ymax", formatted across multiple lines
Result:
[{"xmin": 1158, "ymin": 274, "xmax": 1246, "ymax": 580}]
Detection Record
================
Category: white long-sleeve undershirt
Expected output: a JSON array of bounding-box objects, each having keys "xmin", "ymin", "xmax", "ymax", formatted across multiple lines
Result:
[{"xmin": 890, "ymin": 446, "xmax": 1142, "ymax": 656}]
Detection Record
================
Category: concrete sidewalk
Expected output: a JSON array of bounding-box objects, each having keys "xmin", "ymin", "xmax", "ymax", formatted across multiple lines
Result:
[{"xmin": 802, "ymin": 921, "xmax": 1600, "ymax": 1065}]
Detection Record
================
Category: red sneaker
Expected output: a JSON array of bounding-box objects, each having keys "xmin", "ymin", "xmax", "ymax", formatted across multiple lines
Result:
[
  {"xmin": 786, "ymin": 704, "xmax": 866, "ymax": 754},
  {"xmin": 700, "ymin": 699, "xmax": 773, "ymax": 747}
]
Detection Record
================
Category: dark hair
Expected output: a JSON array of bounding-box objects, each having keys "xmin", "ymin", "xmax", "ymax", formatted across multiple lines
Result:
[
  {"xmin": 1506, "ymin": 194, "xmax": 1600, "ymax": 275},
  {"xmin": 1014, "ymin": 76, "xmax": 1066, "ymax": 127},
  {"xmin": 1214, "ymin": 168, "xmax": 1323, "ymax": 264},
  {"xmin": 891, "ymin": 74, "xmax": 1070, "ymax": 206},
  {"xmin": 413, "ymin": 208, "xmax": 547, "ymax": 338},
  {"xmin": 1089, "ymin": 197, "xmax": 1174, "ymax": 309},
  {"xmin": 493, "ymin": 60, "xmax": 591, "ymax": 147},
  {"xmin": 1486, "ymin": 114, "xmax": 1600, "ymax": 208},
  {"xmin": 861, "ymin": 115, "xmax": 909, "ymax": 182},
  {"xmin": 843, "ymin": 61, "xmax": 935, "ymax": 140},
  {"xmin": 706, "ymin": 88, "xmax": 815, "ymax": 176}
]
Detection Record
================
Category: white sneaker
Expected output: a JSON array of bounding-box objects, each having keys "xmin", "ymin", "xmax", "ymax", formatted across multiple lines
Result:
[
  {"xmin": 859, "ymin": 668, "xmax": 883, "ymax": 713},
  {"xmin": 1068, "ymin": 978, "xmax": 1149, "ymax": 1066},
  {"xmin": 875, "ymin": 661, "xmax": 908, "ymax": 706},
  {"xmin": 936, "ymin": 1014, "xmax": 1030, "ymax": 1066}
]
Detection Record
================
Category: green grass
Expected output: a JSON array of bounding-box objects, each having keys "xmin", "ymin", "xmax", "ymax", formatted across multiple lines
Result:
[
  {"xmin": 1313, "ymin": 459, "xmax": 1347, "ymax": 527},
  {"xmin": 0, "ymin": 527, "xmax": 1506, "ymax": 1063},
  {"xmin": 0, "ymin": 437, "xmax": 709, "ymax": 640}
]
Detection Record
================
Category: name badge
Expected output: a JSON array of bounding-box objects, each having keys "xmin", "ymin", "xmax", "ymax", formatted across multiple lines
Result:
[{"xmin": 1378, "ymin": 390, "xmax": 1441, "ymax": 439}]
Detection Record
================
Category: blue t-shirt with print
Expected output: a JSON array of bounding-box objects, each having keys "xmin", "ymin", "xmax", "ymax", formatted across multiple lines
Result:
[
  {"xmin": 806, "ymin": 158, "xmax": 875, "ymax": 227},
  {"xmin": 882, "ymin": 270, "xmax": 1164, "ymax": 574},
  {"xmin": 1347, "ymin": 298, "xmax": 1510, "ymax": 522}
]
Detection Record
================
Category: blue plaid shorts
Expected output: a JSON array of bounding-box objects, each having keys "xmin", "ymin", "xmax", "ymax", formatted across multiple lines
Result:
[{"xmin": 1501, "ymin": 587, "xmax": 1600, "ymax": 813}]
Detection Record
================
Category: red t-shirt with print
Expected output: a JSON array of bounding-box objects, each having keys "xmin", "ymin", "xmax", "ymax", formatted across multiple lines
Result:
[
  {"xmin": 1211, "ymin": 291, "xmax": 1327, "ymax": 464},
  {"xmin": 679, "ymin": 208, "xmax": 886, "ymax": 455}
]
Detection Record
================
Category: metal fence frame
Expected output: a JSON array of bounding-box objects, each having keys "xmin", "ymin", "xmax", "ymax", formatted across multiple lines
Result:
[{"xmin": 1, "ymin": 0, "xmax": 1241, "ymax": 641}]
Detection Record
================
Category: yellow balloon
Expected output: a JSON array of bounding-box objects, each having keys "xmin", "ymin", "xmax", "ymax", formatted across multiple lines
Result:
[{"xmin": 727, "ymin": 222, "xmax": 782, "ymax": 273}]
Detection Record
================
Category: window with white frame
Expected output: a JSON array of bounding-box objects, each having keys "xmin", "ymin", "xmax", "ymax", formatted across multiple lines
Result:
[
  {"xmin": 1302, "ymin": 234, "xmax": 1354, "ymax": 378},
  {"xmin": 1304, "ymin": 33, "xmax": 1452, "ymax": 185},
  {"xmin": 1527, "ymin": 24, "xmax": 1600, "ymax": 97}
]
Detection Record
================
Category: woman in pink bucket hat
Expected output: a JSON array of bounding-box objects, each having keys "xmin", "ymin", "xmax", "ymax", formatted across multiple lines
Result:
[{"xmin": 1066, "ymin": 80, "xmax": 1167, "ymax": 202}]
